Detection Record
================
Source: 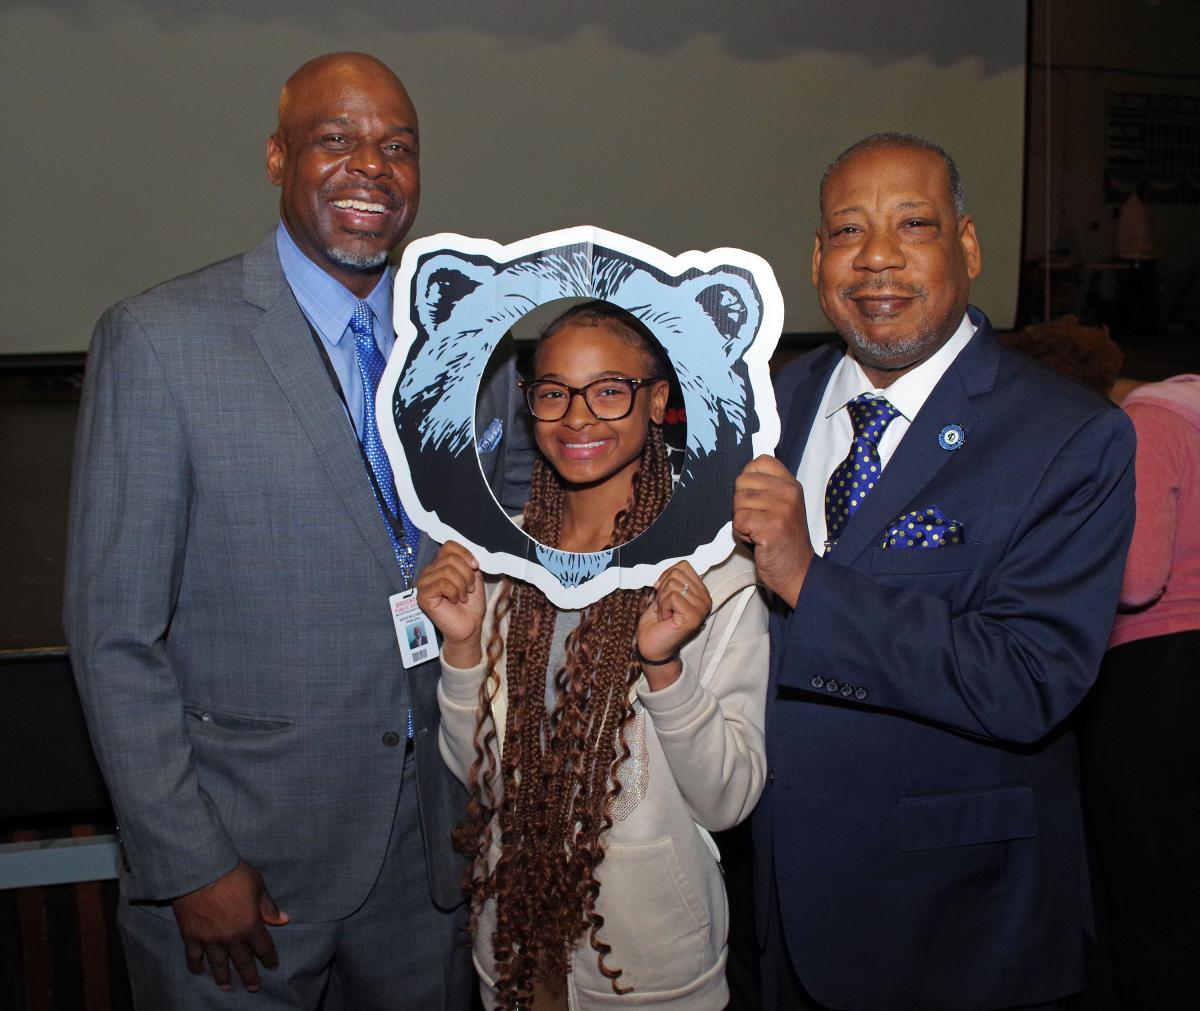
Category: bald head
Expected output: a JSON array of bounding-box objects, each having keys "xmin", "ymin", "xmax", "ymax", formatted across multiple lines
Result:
[
  {"xmin": 266, "ymin": 52, "xmax": 420, "ymax": 297},
  {"xmin": 276, "ymin": 52, "xmax": 411, "ymax": 136},
  {"xmin": 818, "ymin": 132, "xmax": 965, "ymax": 222}
]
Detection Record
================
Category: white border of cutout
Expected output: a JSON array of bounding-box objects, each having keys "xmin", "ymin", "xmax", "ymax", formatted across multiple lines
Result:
[{"xmin": 377, "ymin": 225, "xmax": 782, "ymax": 608}]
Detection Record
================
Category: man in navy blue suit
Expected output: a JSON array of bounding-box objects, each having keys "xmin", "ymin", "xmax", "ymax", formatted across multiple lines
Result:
[{"xmin": 733, "ymin": 134, "xmax": 1136, "ymax": 1010}]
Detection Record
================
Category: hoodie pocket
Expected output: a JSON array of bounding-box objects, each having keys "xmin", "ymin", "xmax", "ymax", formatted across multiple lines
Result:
[{"xmin": 580, "ymin": 836, "xmax": 717, "ymax": 996}]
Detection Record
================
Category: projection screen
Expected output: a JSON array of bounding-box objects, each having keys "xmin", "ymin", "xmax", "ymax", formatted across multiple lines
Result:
[{"xmin": 0, "ymin": 0, "xmax": 1026, "ymax": 354}]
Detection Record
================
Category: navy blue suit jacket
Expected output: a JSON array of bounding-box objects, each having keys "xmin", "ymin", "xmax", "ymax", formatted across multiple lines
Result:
[{"xmin": 753, "ymin": 308, "xmax": 1136, "ymax": 1010}]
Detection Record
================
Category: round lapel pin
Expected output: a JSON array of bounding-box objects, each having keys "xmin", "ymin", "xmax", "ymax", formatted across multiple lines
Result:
[{"xmin": 938, "ymin": 423, "xmax": 965, "ymax": 451}]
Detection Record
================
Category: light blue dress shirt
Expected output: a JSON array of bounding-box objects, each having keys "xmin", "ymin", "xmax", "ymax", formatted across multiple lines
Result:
[{"xmin": 275, "ymin": 222, "xmax": 394, "ymax": 438}]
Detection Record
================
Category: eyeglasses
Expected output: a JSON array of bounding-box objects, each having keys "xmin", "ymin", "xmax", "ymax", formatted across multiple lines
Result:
[{"xmin": 518, "ymin": 377, "xmax": 661, "ymax": 422}]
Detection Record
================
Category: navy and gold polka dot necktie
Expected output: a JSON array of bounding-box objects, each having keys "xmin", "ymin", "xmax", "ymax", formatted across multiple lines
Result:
[{"xmin": 824, "ymin": 393, "xmax": 901, "ymax": 549}]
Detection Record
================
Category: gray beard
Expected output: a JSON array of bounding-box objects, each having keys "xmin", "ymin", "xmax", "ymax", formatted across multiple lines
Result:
[
  {"xmin": 325, "ymin": 245, "xmax": 390, "ymax": 271},
  {"xmin": 842, "ymin": 321, "xmax": 937, "ymax": 368}
]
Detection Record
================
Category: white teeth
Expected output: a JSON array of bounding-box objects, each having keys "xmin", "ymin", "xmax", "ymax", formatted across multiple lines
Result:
[
  {"xmin": 565, "ymin": 441, "xmax": 605, "ymax": 449},
  {"xmin": 332, "ymin": 199, "xmax": 387, "ymax": 213}
]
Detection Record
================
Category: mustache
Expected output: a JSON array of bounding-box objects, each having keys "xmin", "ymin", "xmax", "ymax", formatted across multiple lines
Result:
[
  {"xmin": 841, "ymin": 279, "xmax": 926, "ymax": 300},
  {"xmin": 322, "ymin": 182, "xmax": 401, "ymax": 211}
]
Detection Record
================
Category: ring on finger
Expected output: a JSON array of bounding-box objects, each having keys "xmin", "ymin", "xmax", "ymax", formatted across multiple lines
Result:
[{"xmin": 681, "ymin": 582, "xmax": 690, "ymax": 598}]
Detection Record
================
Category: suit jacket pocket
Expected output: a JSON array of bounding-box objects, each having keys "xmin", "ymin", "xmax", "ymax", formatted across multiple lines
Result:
[
  {"xmin": 183, "ymin": 706, "xmax": 294, "ymax": 734},
  {"xmin": 868, "ymin": 543, "xmax": 979, "ymax": 575},
  {"xmin": 898, "ymin": 784, "xmax": 1037, "ymax": 851}
]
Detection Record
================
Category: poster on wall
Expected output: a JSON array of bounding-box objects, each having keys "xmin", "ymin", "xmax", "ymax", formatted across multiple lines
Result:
[
  {"xmin": 377, "ymin": 225, "xmax": 783, "ymax": 609},
  {"xmin": 1106, "ymin": 92, "xmax": 1200, "ymax": 204}
]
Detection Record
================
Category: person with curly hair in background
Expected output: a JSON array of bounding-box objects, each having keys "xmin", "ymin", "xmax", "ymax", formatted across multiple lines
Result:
[
  {"xmin": 1005, "ymin": 316, "xmax": 1200, "ymax": 1009},
  {"xmin": 417, "ymin": 301, "xmax": 768, "ymax": 1010}
]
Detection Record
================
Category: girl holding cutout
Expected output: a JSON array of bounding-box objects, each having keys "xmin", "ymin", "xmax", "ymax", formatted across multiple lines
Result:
[{"xmin": 417, "ymin": 301, "xmax": 767, "ymax": 1010}]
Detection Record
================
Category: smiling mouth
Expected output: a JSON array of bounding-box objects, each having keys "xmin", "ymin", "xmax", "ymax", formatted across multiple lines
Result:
[
  {"xmin": 331, "ymin": 198, "xmax": 389, "ymax": 214},
  {"xmin": 849, "ymin": 291, "xmax": 920, "ymax": 319},
  {"xmin": 558, "ymin": 438, "xmax": 612, "ymax": 459}
]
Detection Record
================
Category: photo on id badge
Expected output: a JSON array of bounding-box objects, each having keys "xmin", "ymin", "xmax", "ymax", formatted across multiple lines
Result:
[{"xmin": 392, "ymin": 589, "xmax": 439, "ymax": 668}]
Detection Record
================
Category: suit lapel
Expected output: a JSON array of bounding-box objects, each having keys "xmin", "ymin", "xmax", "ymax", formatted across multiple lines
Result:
[
  {"xmin": 243, "ymin": 235, "xmax": 408, "ymax": 592},
  {"xmin": 776, "ymin": 345, "xmax": 841, "ymax": 472},
  {"xmin": 830, "ymin": 310, "xmax": 999, "ymax": 564}
]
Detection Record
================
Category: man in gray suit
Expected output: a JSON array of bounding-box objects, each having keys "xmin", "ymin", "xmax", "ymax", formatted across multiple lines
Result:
[{"xmin": 64, "ymin": 52, "xmax": 530, "ymax": 1008}]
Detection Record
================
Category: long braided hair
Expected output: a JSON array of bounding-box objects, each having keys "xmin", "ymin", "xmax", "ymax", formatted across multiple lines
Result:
[{"xmin": 452, "ymin": 302, "xmax": 675, "ymax": 1008}]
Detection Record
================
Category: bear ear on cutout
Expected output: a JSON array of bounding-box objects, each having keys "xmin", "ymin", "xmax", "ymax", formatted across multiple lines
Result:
[
  {"xmin": 413, "ymin": 254, "xmax": 493, "ymax": 332},
  {"xmin": 687, "ymin": 271, "xmax": 762, "ymax": 365}
]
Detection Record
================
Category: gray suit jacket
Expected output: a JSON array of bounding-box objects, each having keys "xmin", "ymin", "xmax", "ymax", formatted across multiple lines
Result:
[{"xmin": 63, "ymin": 232, "xmax": 532, "ymax": 920}]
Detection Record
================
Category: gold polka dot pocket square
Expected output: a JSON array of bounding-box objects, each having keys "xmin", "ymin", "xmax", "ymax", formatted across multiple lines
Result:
[{"xmin": 882, "ymin": 507, "xmax": 965, "ymax": 549}]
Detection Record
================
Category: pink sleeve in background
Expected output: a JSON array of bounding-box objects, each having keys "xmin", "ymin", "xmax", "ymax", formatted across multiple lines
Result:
[
  {"xmin": 1109, "ymin": 386, "xmax": 1200, "ymax": 649},
  {"xmin": 1121, "ymin": 404, "xmax": 1184, "ymax": 607}
]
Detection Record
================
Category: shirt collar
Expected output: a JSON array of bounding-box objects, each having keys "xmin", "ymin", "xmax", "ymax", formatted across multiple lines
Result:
[
  {"xmin": 824, "ymin": 312, "xmax": 976, "ymax": 420},
  {"xmin": 275, "ymin": 221, "xmax": 393, "ymax": 346}
]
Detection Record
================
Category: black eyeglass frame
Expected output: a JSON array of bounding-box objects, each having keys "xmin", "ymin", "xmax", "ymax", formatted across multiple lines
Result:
[{"xmin": 517, "ymin": 376, "xmax": 663, "ymax": 422}]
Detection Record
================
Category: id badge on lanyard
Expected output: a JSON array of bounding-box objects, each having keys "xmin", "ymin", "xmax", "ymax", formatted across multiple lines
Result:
[{"xmin": 390, "ymin": 589, "xmax": 440, "ymax": 668}]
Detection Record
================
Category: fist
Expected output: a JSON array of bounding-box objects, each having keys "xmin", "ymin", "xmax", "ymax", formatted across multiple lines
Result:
[
  {"xmin": 635, "ymin": 561, "xmax": 711, "ymax": 691},
  {"xmin": 415, "ymin": 541, "xmax": 485, "ymax": 666},
  {"xmin": 732, "ymin": 455, "xmax": 813, "ymax": 608}
]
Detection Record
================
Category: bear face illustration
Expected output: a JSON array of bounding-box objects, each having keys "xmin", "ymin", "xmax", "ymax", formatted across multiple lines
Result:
[{"xmin": 379, "ymin": 226, "xmax": 782, "ymax": 609}]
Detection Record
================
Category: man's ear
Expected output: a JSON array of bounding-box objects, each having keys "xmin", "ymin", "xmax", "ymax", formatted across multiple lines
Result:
[
  {"xmin": 959, "ymin": 215, "xmax": 983, "ymax": 280},
  {"xmin": 810, "ymin": 230, "xmax": 823, "ymax": 288},
  {"xmin": 266, "ymin": 134, "xmax": 285, "ymax": 187}
]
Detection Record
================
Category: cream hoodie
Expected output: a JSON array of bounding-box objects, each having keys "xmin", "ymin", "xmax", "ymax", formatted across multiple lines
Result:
[{"xmin": 437, "ymin": 547, "xmax": 768, "ymax": 1009}]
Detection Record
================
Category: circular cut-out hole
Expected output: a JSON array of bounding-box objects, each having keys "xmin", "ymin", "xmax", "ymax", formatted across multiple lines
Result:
[{"xmin": 477, "ymin": 297, "xmax": 685, "ymax": 552}]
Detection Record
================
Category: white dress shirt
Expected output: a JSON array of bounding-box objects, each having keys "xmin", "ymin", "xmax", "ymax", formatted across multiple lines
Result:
[{"xmin": 796, "ymin": 313, "xmax": 977, "ymax": 553}]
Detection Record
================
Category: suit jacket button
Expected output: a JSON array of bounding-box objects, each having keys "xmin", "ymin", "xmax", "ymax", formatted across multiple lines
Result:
[
  {"xmin": 382, "ymin": 731, "xmax": 402, "ymax": 748},
  {"xmin": 839, "ymin": 683, "xmax": 853, "ymax": 698},
  {"xmin": 854, "ymin": 687, "xmax": 868, "ymax": 701},
  {"xmin": 810, "ymin": 675, "xmax": 825, "ymax": 689},
  {"xmin": 824, "ymin": 678, "xmax": 840, "ymax": 693}
]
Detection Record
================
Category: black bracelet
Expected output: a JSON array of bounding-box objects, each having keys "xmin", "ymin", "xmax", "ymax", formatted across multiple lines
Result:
[{"xmin": 634, "ymin": 647, "xmax": 680, "ymax": 667}]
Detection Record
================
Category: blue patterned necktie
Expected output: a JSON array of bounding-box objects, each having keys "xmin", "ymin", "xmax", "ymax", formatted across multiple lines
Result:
[
  {"xmin": 824, "ymin": 393, "xmax": 901, "ymax": 549},
  {"xmin": 350, "ymin": 301, "xmax": 419, "ymax": 582}
]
